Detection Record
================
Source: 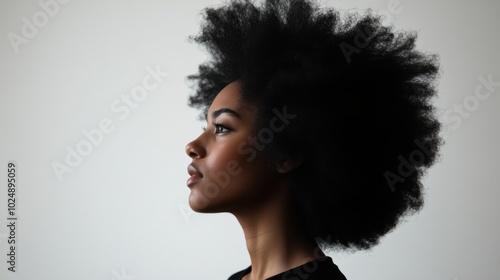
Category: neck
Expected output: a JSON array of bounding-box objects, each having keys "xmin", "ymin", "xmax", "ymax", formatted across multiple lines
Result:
[{"xmin": 232, "ymin": 184, "xmax": 325, "ymax": 280}]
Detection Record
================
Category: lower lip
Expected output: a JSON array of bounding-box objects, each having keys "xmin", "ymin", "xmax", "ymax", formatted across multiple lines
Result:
[{"xmin": 187, "ymin": 174, "xmax": 201, "ymax": 187}]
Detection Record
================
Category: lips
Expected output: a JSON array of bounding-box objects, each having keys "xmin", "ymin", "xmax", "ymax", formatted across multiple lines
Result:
[{"xmin": 187, "ymin": 164, "xmax": 203, "ymax": 186}]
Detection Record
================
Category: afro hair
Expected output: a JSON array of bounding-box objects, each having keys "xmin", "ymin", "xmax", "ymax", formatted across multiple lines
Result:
[{"xmin": 186, "ymin": 0, "xmax": 442, "ymax": 251}]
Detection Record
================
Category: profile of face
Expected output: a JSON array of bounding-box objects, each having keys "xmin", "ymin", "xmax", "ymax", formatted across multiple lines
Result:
[{"xmin": 185, "ymin": 81, "xmax": 284, "ymax": 214}]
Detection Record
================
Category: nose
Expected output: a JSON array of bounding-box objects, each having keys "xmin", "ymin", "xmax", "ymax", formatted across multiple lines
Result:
[{"xmin": 185, "ymin": 136, "xmax": 206, "ymax": 159}]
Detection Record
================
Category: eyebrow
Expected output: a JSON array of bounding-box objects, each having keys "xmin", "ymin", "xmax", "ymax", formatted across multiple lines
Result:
[{"xmin": 209, "ymin": 108, "xmax": 242, "ymax": 120}]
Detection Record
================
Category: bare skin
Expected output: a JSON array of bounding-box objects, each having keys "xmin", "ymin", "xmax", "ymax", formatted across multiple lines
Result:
[
  {"xmin": 236, "ymin": 181, "xmax": 326, "ymax": 280},
  {"xmin": 185, "ymin": 81, "xmax": 326, "ymax": 280}
]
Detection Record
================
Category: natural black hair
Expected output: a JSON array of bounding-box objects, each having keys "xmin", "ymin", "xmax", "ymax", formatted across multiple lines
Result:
[{"xmin": 186, "ymin": 0, "xmax": 442, "ymax": 251}]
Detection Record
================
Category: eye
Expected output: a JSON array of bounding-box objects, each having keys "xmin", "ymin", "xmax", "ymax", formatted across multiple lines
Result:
[{"xmin": 214, "ymin": 123, "xmax": 231, "ymax": 134}]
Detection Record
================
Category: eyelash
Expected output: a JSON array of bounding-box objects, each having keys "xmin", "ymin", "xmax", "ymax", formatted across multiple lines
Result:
[
  {"xmin": 201, "ymin": 123, "xmax": 231, "ymax": 134},
  {"xmin": 214, "ymin": 123, "xmax": 230, "ymax": 134}
]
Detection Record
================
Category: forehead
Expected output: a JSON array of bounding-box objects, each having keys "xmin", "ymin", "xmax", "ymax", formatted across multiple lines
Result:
[{"xmin": 207, "ymin": 81, "xmax": 255, "ymax": 119}]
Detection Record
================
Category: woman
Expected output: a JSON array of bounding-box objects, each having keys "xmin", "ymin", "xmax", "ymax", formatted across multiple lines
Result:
[{"xmin": 184, "ymin": 0, "xmax": 442, "ymax": 279}]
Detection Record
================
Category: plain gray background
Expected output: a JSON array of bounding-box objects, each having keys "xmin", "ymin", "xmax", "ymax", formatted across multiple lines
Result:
[{"xmin": 1, "ymin": 0, "xmax": 499, "ymax": 279}]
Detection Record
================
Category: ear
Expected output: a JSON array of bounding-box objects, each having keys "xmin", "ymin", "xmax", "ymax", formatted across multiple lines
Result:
[{"xmin": 276, "ymin": 157, "xmax": 304, "ymax": 174}]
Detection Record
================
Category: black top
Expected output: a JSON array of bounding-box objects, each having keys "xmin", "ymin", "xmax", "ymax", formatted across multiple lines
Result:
[{"xmin": 228, "ymin": 256, "xmax": 347, "ymax": 280}]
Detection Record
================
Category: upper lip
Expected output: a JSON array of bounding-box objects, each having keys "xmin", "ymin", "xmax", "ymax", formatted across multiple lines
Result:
[{"xmin": 187, "ymin": 164, "xmax": 203, "ymax": 178}]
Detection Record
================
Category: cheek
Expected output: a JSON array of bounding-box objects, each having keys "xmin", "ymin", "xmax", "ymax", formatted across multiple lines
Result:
[
  {"xmin": 204, "ymin": 140, "xmax": 250, "ymax": 183},
  {"xmin": 190, "ymin": 158, "xmax": 268, "ymax": 212},
  {"xmin": 189, "ymin": 135, "xmax": 278, "ymax": 212},
  {"xmin": 220, "ymin": 156, "xmax": 276, "ymax": 199}
]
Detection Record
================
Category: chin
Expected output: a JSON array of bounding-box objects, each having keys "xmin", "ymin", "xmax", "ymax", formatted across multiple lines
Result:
[
  {"xmin": 188, "ymin": 191, "xmax": 206, "ymax": 211},
  {"xmin": 187, "ymin": 185, "xmax": 244, "ymax": 214},
  {"xmin": 188, "ymin": 191, "xmax": 222, "ymax": 213}
]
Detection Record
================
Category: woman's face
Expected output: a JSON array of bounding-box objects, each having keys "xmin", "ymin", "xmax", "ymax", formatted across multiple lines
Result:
[{"xmin": 185, "ymin": 81, "xmax": 282, "ymax": 213}]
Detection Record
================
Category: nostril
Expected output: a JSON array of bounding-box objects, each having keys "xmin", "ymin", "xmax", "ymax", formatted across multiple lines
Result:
[{"xmin": 189, "ymin": 151, "xmax": 198, "ymax": 158}]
